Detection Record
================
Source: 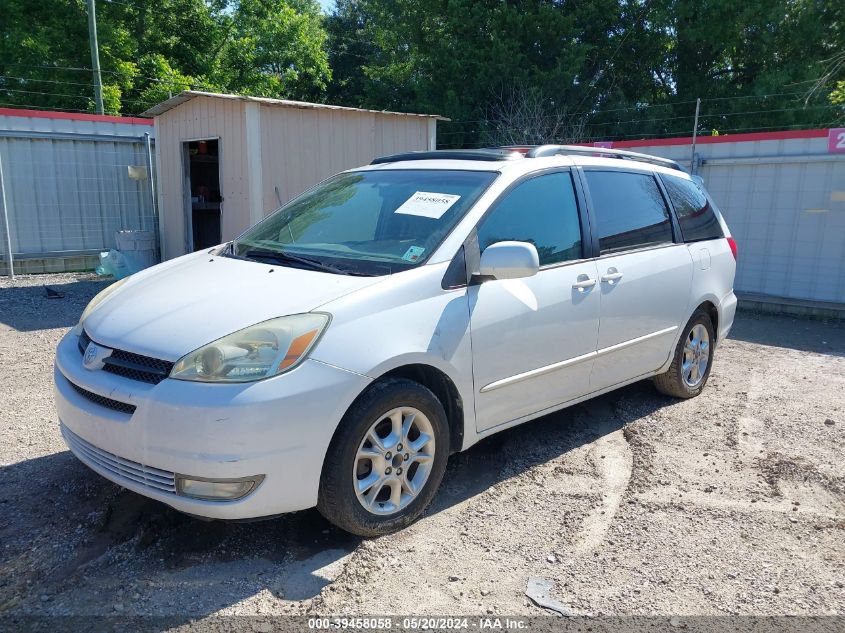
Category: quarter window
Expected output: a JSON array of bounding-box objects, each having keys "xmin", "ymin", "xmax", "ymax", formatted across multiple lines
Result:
[
  {"xmin": 477, "ymin": 172, "xmax": 582, "ymax": 266},
  {"xmin": 662, "ymin": 174, "xmax": 724, "ymax": 242},
  {"xmin": 585, "ymin": 171, "xmax": 673, "ymax": 254}
]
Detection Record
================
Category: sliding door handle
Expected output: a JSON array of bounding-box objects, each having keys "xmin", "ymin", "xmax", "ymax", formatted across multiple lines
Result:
[
  {"xmin": 601, "ymin": 268, "xmax": 623, "ymax": 283},
  {"xmin": 572, "ymin": 274, "xmax": 597, "ymax": 291}
]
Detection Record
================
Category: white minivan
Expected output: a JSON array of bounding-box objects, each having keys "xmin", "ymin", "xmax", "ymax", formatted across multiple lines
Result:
[{"xmin": 55, "ymin": 145, "xmax": 737, "ymax": 536}]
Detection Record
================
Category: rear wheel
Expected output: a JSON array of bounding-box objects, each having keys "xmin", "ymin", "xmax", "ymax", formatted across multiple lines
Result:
[
  {"xmin": 317, "ymin": 378, "xmax": 450, "ymax": 536},
  {"xmin": 654, "ymin": 310, "xmax": 715, "ymax": 398}
]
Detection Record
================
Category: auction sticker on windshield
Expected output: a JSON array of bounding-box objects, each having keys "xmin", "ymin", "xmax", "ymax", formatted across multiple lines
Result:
[
  {"xmin": 395, "ymin": 191, "xmax": 461, "ymax": 219},
  {"xmin": 401, "ymin": 246, "xmax": 426, "ymax": 262}
]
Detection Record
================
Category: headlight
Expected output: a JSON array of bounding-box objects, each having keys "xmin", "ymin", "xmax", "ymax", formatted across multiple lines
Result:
[
  {"xmin": 72, "ymin": 277, "xmax": 129, "ymax": 335},
  {"xmin": 170, "ymin": 313, "xmax": 330, "ymax": 383}
]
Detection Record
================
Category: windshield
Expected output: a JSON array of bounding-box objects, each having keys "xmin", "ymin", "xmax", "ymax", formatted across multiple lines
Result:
[{"xmin": 231, "ymin": 169, "xmax": 498, "ymax": 276}]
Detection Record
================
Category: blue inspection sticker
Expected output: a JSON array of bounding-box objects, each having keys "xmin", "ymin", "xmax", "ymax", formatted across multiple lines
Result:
[{"xmin": 401, "ymin": 246, "xmax": 426, "ymax": 262}]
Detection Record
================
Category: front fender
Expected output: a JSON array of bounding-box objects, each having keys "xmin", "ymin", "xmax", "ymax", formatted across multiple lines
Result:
[{"xmin": 312, "ymin": 265, "xmax": 478, "ymax": 448}]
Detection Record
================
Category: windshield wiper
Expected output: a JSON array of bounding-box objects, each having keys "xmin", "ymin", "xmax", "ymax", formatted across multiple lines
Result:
[{"xmin": 241, "ymin": 248, "xmax": 366, "ymax": 276}]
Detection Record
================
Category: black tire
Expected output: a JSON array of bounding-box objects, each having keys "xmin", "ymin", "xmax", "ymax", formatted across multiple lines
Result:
[
  {"xmin": 317, "ymin": 378, "xmax": 450, "ymax": 537},
  {"xmin": 654, "ymin": 309, "xmax": 716, "ymax": 399}
]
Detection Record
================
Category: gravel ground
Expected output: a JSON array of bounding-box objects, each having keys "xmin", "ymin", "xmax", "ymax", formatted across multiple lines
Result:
[{"xmin": 0, "ymin": 273, "xmax": 843, "ymax": 624}]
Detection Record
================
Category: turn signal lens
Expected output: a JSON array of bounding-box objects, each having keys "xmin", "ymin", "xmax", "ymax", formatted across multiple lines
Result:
[{"xmin": 170, "ymin": 313, "xmax": 330, "ymax": 383}]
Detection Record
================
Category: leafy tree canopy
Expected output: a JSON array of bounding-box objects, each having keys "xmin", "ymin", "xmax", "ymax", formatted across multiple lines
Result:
[
  {"xmin": 0, "ymin": 0, "xmax": 842, "ymax": 145},
  {"xmin": 0, "ymin": 0, "xmax": 330, "ymax": 114},
  {"xmin": 327, "ymin": 0, "xmax": 844, "ymax": 145}
]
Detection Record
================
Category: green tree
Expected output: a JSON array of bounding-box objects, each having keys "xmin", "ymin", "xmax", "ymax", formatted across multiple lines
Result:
[
  {"xmin": 326, "ymin": 0, "xmax": 843, "ymax": 146},
  {"xmin": 213, "ymin": 0, "xmax": 331, "ymax": 101},
  {"xmin": 0, "ymin": 0, "xmax": 330, "ymax": 115},
  {"xmin": 325, "ymin": 0, "xmax": 377, "ymax": 106},
  {"xmin": 645, "ymin": 0, "xmax": 844, "ymax": 136},
  {"xmin": 325, "ymin": 0, "xmax": 597, "ymax": 146},
  {"xmin": 0, "ymin": 0, "xmax": 96, "ymax": 112}
]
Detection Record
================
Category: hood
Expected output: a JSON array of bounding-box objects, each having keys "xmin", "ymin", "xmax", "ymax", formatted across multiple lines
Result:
[{"xmin": 84, "ymin": 252, "xmax": 382, "ymax": 360}]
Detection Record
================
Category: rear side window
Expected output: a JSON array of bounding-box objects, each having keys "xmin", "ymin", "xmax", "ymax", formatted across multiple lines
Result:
[
  {"xmin": 477, "ymin": 172, "xmax": 582, "ymax": 266},
  {"xmin": 584, "ymin": 171, "xmax": 673, "ymax": 254},
  {"xmin": 662, "ymin": 174, "xmax": 724, "ymax": 242}
]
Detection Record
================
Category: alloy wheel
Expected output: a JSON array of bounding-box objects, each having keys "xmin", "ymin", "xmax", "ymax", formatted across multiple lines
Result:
[
  {"xmin": 353, "ymin": 407, "xmax": 435, "ymax": 515},
  {"xmin": 682, "ymin": 324, "xmax": 710, "ymax": 387}
]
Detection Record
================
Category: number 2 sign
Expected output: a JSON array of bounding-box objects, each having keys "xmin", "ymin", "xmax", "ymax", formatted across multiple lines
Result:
[{"xmin": 829, "ymin": 128, "xmax": 845, "ymax": 153}]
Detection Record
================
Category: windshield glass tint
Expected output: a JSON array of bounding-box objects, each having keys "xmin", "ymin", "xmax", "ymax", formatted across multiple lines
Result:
[{"xmin": 233, "ymin": 170, "xmax": 497, "ymax": 275}]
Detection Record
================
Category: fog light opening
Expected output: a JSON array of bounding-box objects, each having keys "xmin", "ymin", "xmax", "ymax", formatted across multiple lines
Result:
[{"xmin": 175, "ymin": 474, "xmax": 264, "ymax": 501}]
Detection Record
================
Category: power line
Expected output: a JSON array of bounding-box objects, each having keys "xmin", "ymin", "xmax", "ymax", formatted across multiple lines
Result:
[
  {"xmin": 0, "ymin": 75, "xmax": 96, "ymax": 88},
  {"xmin": 9, "ymin": 67, "xmax": 818, "ymax": 118},
  {"xmin": 434, "ymin": 91, "xmax": 825, "ymax": 128},
  {"xmin": 3, "ymin": 64, "xmax": 839, "ymax": 124},
  {"xmin": 0, "ymin": 75, "xmax": 193, "ymax": 99},
  {"xmin": 0, "ymin": 85, "xmax": 160, "ymax": 104},
  {"xmin": 0, "ymin": 101, "xmax": 101, "ymax": 114},
  {"xmin": 1, "ymin": 64, "xmax": 218, "ymax": 92},
  {"xmin": 700, "ymin": 92, "xmax": 813, "ymax": 103},
  {"xmin": 452, "ymin": 119, "xmax": 841, "ymax": 148},
  {"xmin": 433, "ymin": 103, "xmax": 840, "ymax": 139},
  {"xmin": 0, "ymin": 88, "xmax": 92, "ymax": 100}
]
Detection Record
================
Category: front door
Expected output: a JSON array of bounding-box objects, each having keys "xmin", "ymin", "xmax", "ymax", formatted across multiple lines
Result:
[
  {"xmin": 469, "ymin": 171, "xmax": 600, "ymax": 432},
  {"xmin": 581, "ymin": 169, "xmax": 694, "ymax": 391}
]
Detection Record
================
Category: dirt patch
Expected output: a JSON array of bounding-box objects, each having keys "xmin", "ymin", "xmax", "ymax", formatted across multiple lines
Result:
[{"xmin": 1, "ymin": 273, "xmax": 844, "ymax": 621}]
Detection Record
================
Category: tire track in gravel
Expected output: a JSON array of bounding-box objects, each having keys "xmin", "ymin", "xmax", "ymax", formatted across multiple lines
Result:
[
  {"xmin": 569, "ymin": 399, "xmax": 633, "ymax": 555},
  {"xmin": 313, "ymin": 401, "xmax": 623, "ymax": 615}
]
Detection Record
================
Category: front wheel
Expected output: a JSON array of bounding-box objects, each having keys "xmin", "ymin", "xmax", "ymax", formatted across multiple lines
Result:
[
  {"xmin": 654, "ymin": 309, "xmax": 716, "ymax": 398},
  {"xmin": 317, "ymin": 378, "xmax": 450, "ymax": 537}
]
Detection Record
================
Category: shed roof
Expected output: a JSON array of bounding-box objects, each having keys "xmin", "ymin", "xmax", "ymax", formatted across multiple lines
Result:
[{"xmin": 142, "ymin": 90, "xmax": 448, "ymax": 120}]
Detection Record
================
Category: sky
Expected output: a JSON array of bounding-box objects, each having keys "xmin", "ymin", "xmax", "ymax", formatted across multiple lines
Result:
[{"xmin": 318, "ymin": 0, "xmax": 335, "ymax": 13}]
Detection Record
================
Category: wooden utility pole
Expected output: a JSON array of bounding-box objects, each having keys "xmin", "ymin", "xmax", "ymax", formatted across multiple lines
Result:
[
  {"xmin": 690, "ymin": 97, "xmax": 701, "ymax": 173},
  {"xmin": 86, "ymin": 0, "xmax": 105, "ymax": 114}
]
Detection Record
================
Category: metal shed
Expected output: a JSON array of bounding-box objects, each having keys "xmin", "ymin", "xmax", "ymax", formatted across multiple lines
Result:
[
  {"xmin": 590, "ymin": 129, "xmax": 845, "ymax": 310},
  {"xmin": 142, "ymin": 91, "xmax": 444, "ymax": 260}
]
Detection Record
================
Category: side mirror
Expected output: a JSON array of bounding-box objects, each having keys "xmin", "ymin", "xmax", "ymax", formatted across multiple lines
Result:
[{"xmin": 477, "ymin": 241, "xmax": 540, "ymax": 281}]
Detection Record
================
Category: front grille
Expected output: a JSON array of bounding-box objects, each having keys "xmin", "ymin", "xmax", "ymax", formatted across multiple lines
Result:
[
  {"xmin": 78, "ymin": 329, "xmax": 91, "ymax": 354},
  {"xmin": 78, "ymin": 331, "xmax": 174, "ymax": 384},
  {"xmin": 103, "ymin": 349, "xmax": 174, "ymax": 384},
  {"xmin": 61, "ymin": 424, "xmax": 177, "ymax": 495},
  {"xmin": 66, "ymin": 378, "xmax": 137, "ymax": 415}
]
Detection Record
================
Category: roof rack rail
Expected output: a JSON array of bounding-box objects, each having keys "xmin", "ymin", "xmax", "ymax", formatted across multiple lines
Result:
[
  {"xmin": 371, "ymin": 149, "xmax": 522, "ymax": 165},
  {"xmin": 526, "ymin": 144, "xmax": 685, "ymax": 171}
]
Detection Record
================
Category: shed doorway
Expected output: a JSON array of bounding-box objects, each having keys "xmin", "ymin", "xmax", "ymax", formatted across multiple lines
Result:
[{"xmin": 183, "ymin": 139, "xmax": 221, "ymax": 251}]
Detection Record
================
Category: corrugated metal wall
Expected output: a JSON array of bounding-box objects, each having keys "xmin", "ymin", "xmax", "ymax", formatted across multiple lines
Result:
[
  {"xmin": 625, "ymin": 136, "xmax": 845, "ymax": 305},
  {"xmin": 0, "ymin": 112, "xmax": 156, "ymax": 271}
]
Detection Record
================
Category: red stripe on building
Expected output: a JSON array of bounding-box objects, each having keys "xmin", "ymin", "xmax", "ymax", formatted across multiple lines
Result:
[
  {"xmin": 603, "ymin": 128, "xmax": 828, "ymax": 149},
  {"xmin": 0, "ymin": 107, "xmax": 153, "ymax": 126}
]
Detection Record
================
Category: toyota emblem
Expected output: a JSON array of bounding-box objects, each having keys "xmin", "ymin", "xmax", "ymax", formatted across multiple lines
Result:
[{"xmin": 82, "ymin": 341, "xmax": 112, "ymax": 370}]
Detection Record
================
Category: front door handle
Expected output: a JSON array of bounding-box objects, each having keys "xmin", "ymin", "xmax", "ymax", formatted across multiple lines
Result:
[
  {"xmin": 601, "ymin": 268, "xmax": 623, "ymax": 284},
  {"xmin": 572, "ymin": 274, "xmax": 597, "ymax": 291}
]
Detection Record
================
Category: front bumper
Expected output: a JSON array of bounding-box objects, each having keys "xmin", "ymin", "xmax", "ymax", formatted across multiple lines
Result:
[{"xmin": 54, "ymin": 330, "xmax": 371, "ymax": 519}]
